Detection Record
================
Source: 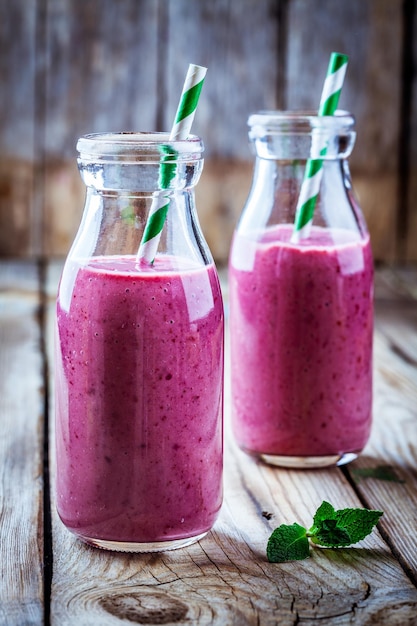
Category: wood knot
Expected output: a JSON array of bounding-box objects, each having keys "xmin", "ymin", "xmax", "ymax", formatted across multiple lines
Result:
[{"xmin": 100, "ymin": 590, "xmax": 188, "ymax": 624}]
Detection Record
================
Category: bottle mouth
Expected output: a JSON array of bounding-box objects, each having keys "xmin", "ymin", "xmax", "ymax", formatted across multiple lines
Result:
[
  {"xmin": 248, "ymin": 110, "xmax": 355, "ymax": 136},
  {"xmin": 77, "ymin": 132, "xmax": 204, "ymax": 162},
  {"xmin": 247, "ymin": 110, "xmax": 356, "ymax": 160}
]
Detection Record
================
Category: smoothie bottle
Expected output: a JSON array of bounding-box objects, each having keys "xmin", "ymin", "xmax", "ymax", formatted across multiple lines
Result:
[
  {"xmin": 229, "ymin": 111, "xmax": 373, "ymax": 468},
  {"xmin": 55, "ymin": 133, "xmax": 224, "ymax": 551}
]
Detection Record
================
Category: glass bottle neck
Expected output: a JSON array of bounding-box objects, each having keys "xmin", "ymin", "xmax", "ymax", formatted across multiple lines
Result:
[
  {"xmin": 248, "ymin": 110, "xmax": 356, "ymax": 161},
  {"xmin": 67, "ymin": 133, "xmax": 211, "ymax": 268},
  {"xmin": 77, "ymin": 132, "xmax": 204, "ymax": 193}
]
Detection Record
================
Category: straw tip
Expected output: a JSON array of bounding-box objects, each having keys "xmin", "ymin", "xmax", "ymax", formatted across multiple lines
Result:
[
  {"xmin": 330, "ymin": 52, "xmax": 349, "ymax": 66},
  {"xmin": 188, "ymin": 64, "xmax": 208, "ymax": 80},
  {"xmin": 189, "ymin": 63, "xmax": 207, "ymax": 71}
]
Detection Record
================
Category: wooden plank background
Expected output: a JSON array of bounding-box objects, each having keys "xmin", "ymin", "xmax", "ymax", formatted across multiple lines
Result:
[
  {"xmin": 0, "ymin": 262, "xmax": 44, "ymax": 624},
  {"xmin": 0, "ymin": 0, "xmax": 416, "ymax": 264}
]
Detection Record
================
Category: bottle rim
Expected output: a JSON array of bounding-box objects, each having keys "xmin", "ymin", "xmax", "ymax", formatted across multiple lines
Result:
[
  {"xmin": 248, "ymin": 110, "xmax": 355, "ymax": 135},
  {"xmin": 77, "ymin": 132, "xmax": 204, "ymax": 161}
]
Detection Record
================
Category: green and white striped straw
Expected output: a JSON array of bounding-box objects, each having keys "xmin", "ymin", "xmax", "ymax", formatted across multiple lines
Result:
[
  {"xmin": 291, "ymin": 52, "xmax": 349, "ymax": 243},
  {"xmin": 137, "ymin": 63, "xmax": 207, "ymax": 264}
]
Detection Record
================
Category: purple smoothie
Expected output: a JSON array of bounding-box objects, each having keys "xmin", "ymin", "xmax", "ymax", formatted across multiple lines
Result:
[
  {"xmin": 229, "ymin": 224, "xmax": 373, "ymax": 461},
  {"xmin": 55, "ymin": 255, "xmax": 223, "ymax": 545}
]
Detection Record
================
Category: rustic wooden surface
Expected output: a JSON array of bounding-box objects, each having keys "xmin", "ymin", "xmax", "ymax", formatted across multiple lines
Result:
[
  {"xmin": 1, "ymin": 261, "xmax": 417, "ymax": 625},
  {"xmin": 0, "ymin": 0, "xmax": 416, "ymax": 263},
  {"xmin": 0, "ymin": 262, "xmax": 44, "ymax": 624},
  {"xmin": 408, "ymin": 1, "xmax": 417, "ymax": 262}
]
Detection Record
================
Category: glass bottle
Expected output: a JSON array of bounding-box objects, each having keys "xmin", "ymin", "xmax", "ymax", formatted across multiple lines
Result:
[
  {"xmin": 229, "ymin": 111, "xmax": 373, "ymax": 468},
  {"xmin": 55, "ymin": 132, "xmax": 224, "ymax": 551}
]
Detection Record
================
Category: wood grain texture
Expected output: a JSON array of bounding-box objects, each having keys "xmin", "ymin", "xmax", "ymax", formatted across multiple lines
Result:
[
  {"xmin": 344, "ymin": 267, "xmax": 417, "ymax": 584},
  {"xmin": 0, "ymin": 1, "xmax": 37, "ymax": 255},
  {"xmin": 165, "ymin": 0, "xmax": 279, "ymax": 158},
  {"xmin": 164, "ymin": 0, "xmax": 280, "ymax": 266},
  {"xmin": 196, "ymin": 159, "xmax": 253, "ymax": 265},
  {"xmin": 0, "ymin": 0, "xmax": 414, "ymax": 263},
  {"xmin": 45, "ymin": 262, "xmax": 417, "ymax": 626},
  {"xmin": 406, "ymin": 1, "xmax": 417, "ymax": 261},
  {"xmin": 43, "ymin": 0, "xmax": 160, "ymax": 256},
  {"xmin": 44, "ymin": 0, "xmax": 159, "ymax": 154},
  {"xmin": 0, "ymin": 1, "xmax": 37, "ymax": 156},
  {"xmin": 0, "ymin": 262, "xmax": 44, "ymax": 625},
  {"xmin": 287, "ymin": 0, "xmax": 402, "ymax": 262},
  {"xmin": 407, "ymin": 167, "xmax": 417, "ymax": 262}
]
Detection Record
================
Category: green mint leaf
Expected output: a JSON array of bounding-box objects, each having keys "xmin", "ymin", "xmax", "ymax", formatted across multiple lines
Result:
[
  {"xmin": 267, "ymin": 523, "xmax": 310, "ymax": 562},
  {"xmin": 120, "ymin": 205, "xmax": 136, "ymax": 225},
  {"xmin": 309, "ymin": 518, "xmax": 352, "ymax": 547},
  {"xmin": 351, "ymin": 465, "xmax": 405, "ymax": 484},
  {"xmin": 308, "ymin": 501, "xmax": 383, "ymax": 547},
  {"xmin": 332, "ymin": 508, "xmax": 383, "ymax": 544},
  {"xmin": 313, "ymin": 500, "xmax": 335, "ymax": 526},
  {"xmin": 266, "ymin": 501, "xmax": 384, "ymax": 562}
]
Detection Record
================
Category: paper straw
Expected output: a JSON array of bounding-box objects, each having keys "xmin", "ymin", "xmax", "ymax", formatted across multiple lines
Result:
[
  {"xmin": 291, "ymin": 52, "xmax": 348, "ymax": 242},
  {"xmin": 137, "ymin": 64, "xmax": 207, "ymax": 264}
]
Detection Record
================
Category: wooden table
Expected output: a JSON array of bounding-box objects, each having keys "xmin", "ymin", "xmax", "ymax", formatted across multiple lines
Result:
[{"xmin": 1, "ymin": 261, "xmax": 417, "ymax": 625}]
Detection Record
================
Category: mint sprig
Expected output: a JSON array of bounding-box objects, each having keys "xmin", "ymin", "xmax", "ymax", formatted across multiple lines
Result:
[
  {"xmin": 267, "ymin": 523, "xmax": 310, "ymax": 562},
  {"xmin": 120, "ymin": 205, "xmax": 137, "ymax": 226},
  {"xmin": 267, "ymin": 501, "xmax": 383, "ymax": 563}
]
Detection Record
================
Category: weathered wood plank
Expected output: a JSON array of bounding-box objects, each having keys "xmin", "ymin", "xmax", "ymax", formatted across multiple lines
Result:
[
  {"xmin": 0, "ymin": 262, "xmax": 44, "ymax": 625},
  {"xmin": 47, "ymin": 262, "xmax": 417, "ymax": 625},
  {"xmin": 374, "ymin": 266, "xmax": 417, "ymax": 301},
  {"xmin": 43, "ymin": 0, "xmax": 160, "ymax": 256},
  {"xmin": 287, "ymin": 0, "xmax": 403, "ymax": 262},
  {"xmin": 166, "ymin": 0, "xmax": 279, "ymax": 157},
  {"xmin": 42, "ymin": 0, "xmax": 279, "ymax": 264},
  {"xmin": 0, "ymin": 1, "xmax": 37, "ymax": 256},
  {"xmin": 345, "ymin": 267, "xmax": 417, "ymax": 583},
  {"xmin": 406, "ymin": 0, "xmax": 417, "ymax": 261},
  {"xmin": 166, "ymin": 0, "xmax": 279, "ymax": 266},
  {"xmin": 0, "ymin": 0, "xmax": 415, "ymax": 264}
]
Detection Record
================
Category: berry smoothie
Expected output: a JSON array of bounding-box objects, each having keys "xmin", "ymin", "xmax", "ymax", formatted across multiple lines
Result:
[
  {"xmin": 55, "ymin": 255, "xmax": 223, "ymax": 546},
  {"xmin": 229, "ymin": 225, "xmax": 373, "ymax": 464}
]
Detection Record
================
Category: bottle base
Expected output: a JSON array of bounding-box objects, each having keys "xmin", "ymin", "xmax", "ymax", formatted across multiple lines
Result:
[
  {"xmin": 78, "ymin": 531, "xmax": 209, "ymax": 553},
  {"xmin": 258, "ymin": 451, "xmax": 359, "ymax": 469}
]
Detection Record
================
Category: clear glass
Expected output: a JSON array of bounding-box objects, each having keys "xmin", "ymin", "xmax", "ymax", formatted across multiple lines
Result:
[
  {"xmin": 229, "ymin": 111, "xmax": 373, "ymax": 468},
  {"xmin": 55, "ymin": 133, "xmax": 224, "ymax": 551}
]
